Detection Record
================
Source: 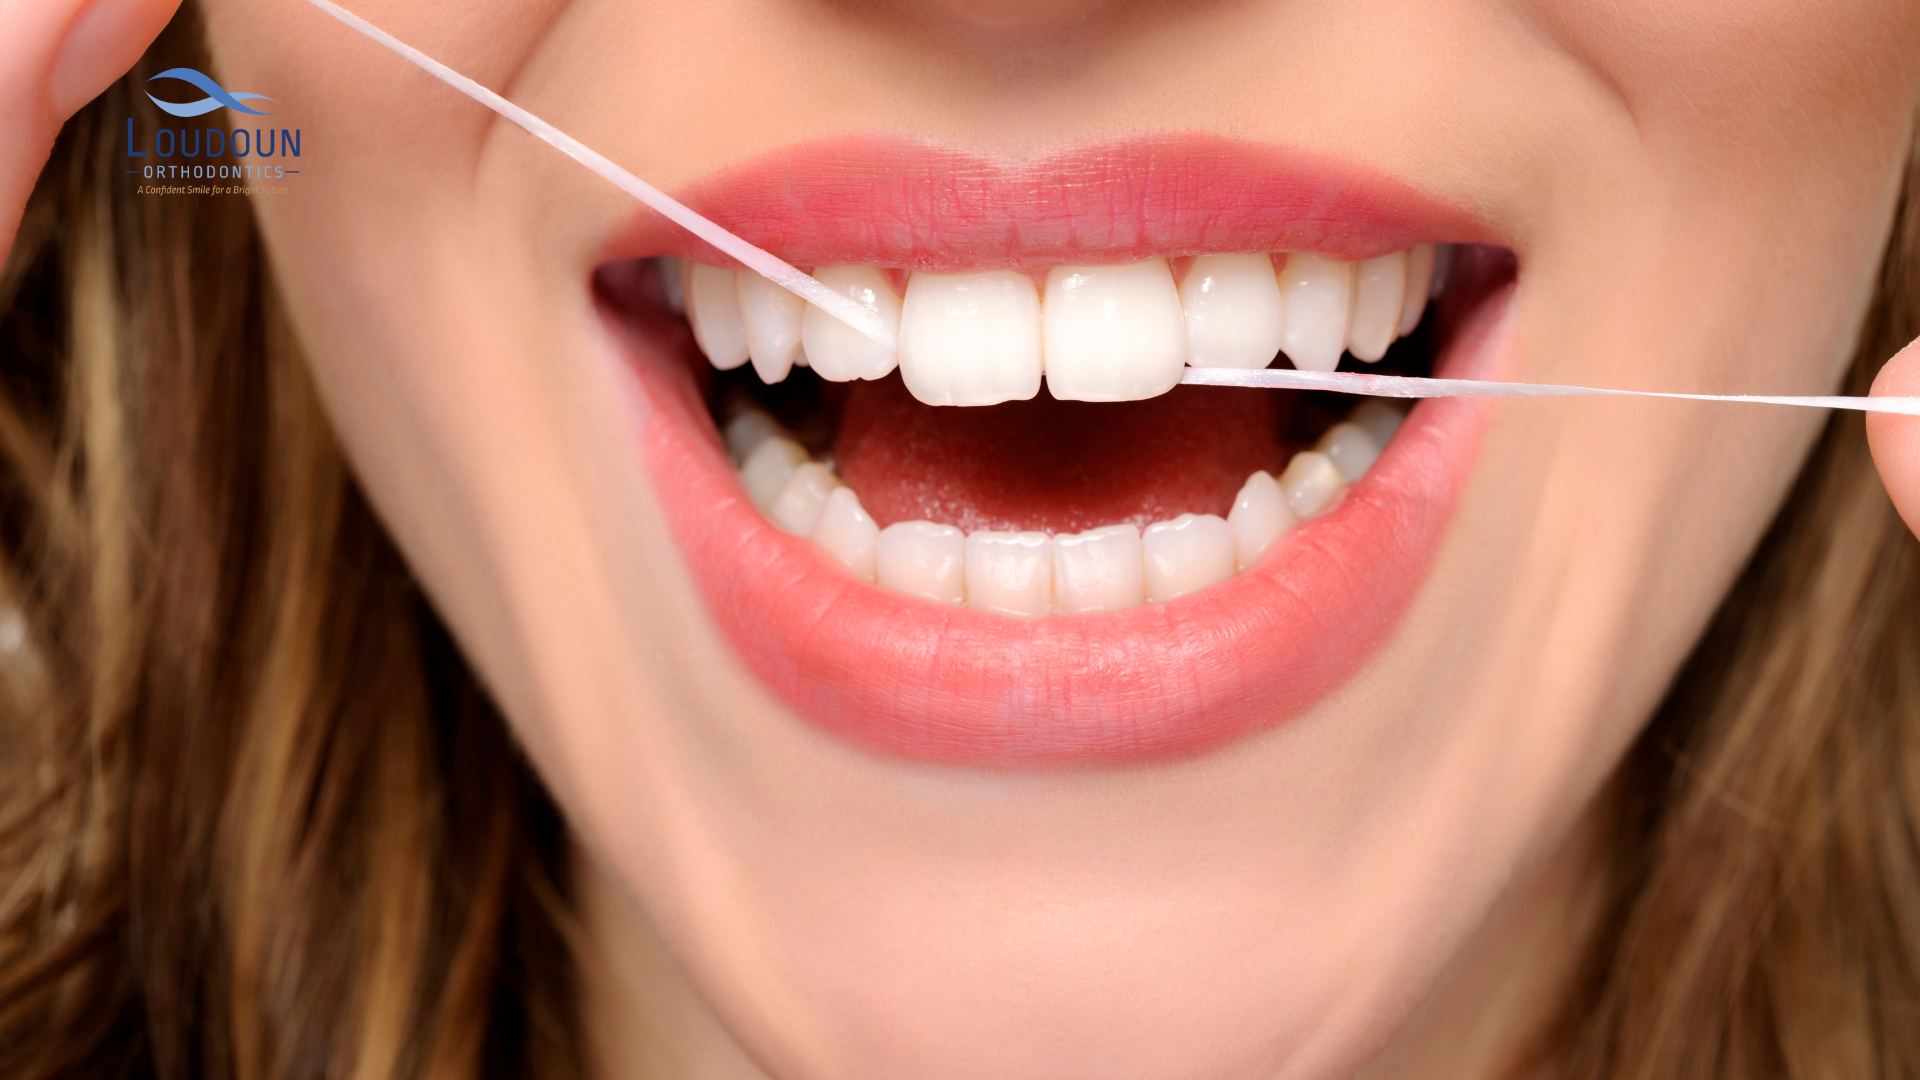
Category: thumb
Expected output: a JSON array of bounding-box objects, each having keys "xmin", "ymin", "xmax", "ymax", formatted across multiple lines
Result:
[{"xmin": 1867, "ymin": 335, "xmax": 1920, "ymax": 538}]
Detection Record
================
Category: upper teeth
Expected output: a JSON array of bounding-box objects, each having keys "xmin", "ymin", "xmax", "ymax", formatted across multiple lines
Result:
[
  {"xmin": 898, "ymin": 270, "xmax": 1045, "ymax": 407},
  {"xmin": 671, "ymin": 246, "xmax": 1441, "ymax": 406}
]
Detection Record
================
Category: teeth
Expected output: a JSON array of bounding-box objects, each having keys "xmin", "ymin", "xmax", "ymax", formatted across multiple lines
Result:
[
  {"xmin": 876, "ymin": 521, "xmax": 968, "ymax": 605},
  {"xmin": 964, "ymin": 531, "xmax": 1054, "ymax": 617},
  {"xmin": 1429, "ymin": 244, "xmax": 1454, "ymax": 299},
  {"xmin": 1350, "ymin": 400, "xmax": 1406, "ymax": 447},
  {"xmin": 687, "ymin": 264, "xmax": 751, "ymax": 371},
  {"xmin": 1141, "ymin": 513, "xmax": 1236, "ymax": 603},
  {"xmin": 737, "ymin": 270, "xmax": 807, "ymax": 385},
  {"xmin": 723, "ymin": 407, "xmax": 786, "ymax": 464},
  {"xmin": 1278, "ymin": 450, "xmax": 1346, "ymax": 520},
  {"xmin": 1178, "ymin": 253, "xmax": 1286, "ymax": 370},
  {"xmin": 1228, "ymin": 470, "xmax": 1294, "ymax": 572},
  {"xmin": 1043, "ymin": 259, "xmax": 1188, "ymax": 402},
  {"xmin": 1401, "ymin": 244, "xmax": 1435, "ymax": 336},
  {"xmin": 1053, "ymin": 525, "xmax": 1146, "ymax": 615},
  {"xmin": 659, "ymin": 257, "xmax": 686, "ymax": 313},
  {"xmin": 1277, "ymin": 253, "xmax": 1354, "ymax": 373},
  {"xmin": 739, "ymin": 436, "xmax": 810, "ymax": 511},
  {"xmin": 898, "ymin": 270, "xmax": 1044, "ymax": 407},
  {"xmin": 1314, "ymin": 422, "xmax": 1381, "ymax": 483},
  {"xmin": 1347, "ymin": 253, "xmax": 1407, "ymax": 364},
  {"xmin": 803, "ymin": 265, "xmax": 901, "ymax": 383},
  {"xmin": 769, "ymin": 462, "xmax": 841, "ymax": 536},
  {"xmin": 811, "ymin": 487, "xmax": 879, "ymax": 581},
  {"xmin": 727, "ymin": 397, "xmax": 1408, "ymax": 610},
  {"xmin": 680, "ymin": 244, "xmax": 1447, "ymax": 401}
]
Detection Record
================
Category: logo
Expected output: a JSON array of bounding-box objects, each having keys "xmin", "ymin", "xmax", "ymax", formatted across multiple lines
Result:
[
  {"xmin": 144, "ymin": 68, "xmax": 277, "ymax": 118},
  {"xmin": 127, "ymin": 69, "xmax": 302, "ymax": 193}
]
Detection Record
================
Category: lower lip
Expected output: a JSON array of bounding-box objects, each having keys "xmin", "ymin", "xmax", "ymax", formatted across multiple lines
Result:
[{"xmin": 614, "ymin": 290, "xmax": 1510, "ymax": 766}]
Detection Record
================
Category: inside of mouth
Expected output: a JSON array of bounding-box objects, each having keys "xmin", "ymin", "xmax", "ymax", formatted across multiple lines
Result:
[
  {"xmin": 599, "ymin": 247, "xmax": 1493, "ymax": 618},
  {"xmin": 722, "ymin": 324, "xmax": 1435, "ymax": 536}
]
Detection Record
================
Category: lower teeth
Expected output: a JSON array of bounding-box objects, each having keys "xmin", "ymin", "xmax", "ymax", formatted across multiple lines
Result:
[{"xmin": 723, "ymin": 394, "xmax": 1406, "ymax": 618}]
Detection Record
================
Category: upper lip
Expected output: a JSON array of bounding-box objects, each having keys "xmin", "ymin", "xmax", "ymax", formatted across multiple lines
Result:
[{"xmin": 598, "ymin": 132, "xmax": 1495, "ymax": 272}]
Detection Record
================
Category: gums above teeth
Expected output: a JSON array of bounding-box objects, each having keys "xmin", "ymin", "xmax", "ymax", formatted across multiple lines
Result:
[
  {"xmin": 672, "ymin": 245, "xmax": 1444, "ymax": 406},
  {"xmin": 720, "ymin": 397, "xmax": 1407, "ymax": 618}
]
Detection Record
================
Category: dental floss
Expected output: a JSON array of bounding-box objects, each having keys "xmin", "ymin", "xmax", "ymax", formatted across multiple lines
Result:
[
  {"xmin": 299, "ymin": 0, "xmax": 897, "ymax": 352},
  {"xmin": 1181, "ymin": 367, "xmax": 1920, "ymax": 415},
  {"xmin": 300, "ymin": 0, "xmax": 1920, "ymax": 417}
]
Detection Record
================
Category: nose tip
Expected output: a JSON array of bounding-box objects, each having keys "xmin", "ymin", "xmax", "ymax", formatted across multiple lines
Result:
[{"xmin": 906, "ymin": 0, "xmax": 1120, "ymax": 30}]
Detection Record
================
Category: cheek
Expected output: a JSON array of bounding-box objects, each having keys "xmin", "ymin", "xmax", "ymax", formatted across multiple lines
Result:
[
  {"xmin": 1531, "ymin": 0, "xmax": 1920, "ymax": 181},
  {"xmin": 197, "ymin": 0, "xmax": 571, "ymax": 232},
  {"xmin": 198, "ymin": 0, "xmax": 607, "ymax": 742}
]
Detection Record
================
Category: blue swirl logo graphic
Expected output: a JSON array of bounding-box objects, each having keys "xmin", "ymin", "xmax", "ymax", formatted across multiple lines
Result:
[{"xmin": 145, "ymin": 68, "xmax": 276, "ymax": 118}]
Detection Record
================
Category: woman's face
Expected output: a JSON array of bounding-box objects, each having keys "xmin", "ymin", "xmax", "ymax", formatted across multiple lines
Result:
[{"xmin": 201, "ymin": 1, "xmax": 1918, "ymax": 1075}]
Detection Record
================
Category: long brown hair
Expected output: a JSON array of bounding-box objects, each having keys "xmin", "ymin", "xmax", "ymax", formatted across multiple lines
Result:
[{"xmin": 2, "ymin": 8, "xmax": 1917, "ymax": 1079}]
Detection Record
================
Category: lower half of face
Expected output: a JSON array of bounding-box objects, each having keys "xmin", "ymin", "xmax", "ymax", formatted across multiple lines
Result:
[{"xmin": 204, "ymin": 0, "xmax": 1917, "ymax": 1075}]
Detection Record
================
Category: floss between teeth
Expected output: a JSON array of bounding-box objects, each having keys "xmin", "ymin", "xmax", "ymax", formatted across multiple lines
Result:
[{"xmin": 299, "ymin": 0, "xmax": 1920, "ymax": 418}]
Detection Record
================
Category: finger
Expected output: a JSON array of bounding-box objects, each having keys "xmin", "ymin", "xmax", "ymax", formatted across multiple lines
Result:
[
  {"xmin": 48, "ymin": 0, "xmax": 184, "ymax": 122},
  {"xmin": 1867, "ymin": 336, "xmax": 1920, "ymax": 537},
  {"xmin": 0, "ymin": 0, "xmax": 180, "ymax": 259}
]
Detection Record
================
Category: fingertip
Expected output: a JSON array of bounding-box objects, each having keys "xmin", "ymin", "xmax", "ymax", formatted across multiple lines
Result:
[
  {"xmin": 47, "ymin": 0, "xmax": 183, "ymax": 122},
  {"xmin": 1867, "ymin": 337, "xmax": 1920, "ymax": 536}
]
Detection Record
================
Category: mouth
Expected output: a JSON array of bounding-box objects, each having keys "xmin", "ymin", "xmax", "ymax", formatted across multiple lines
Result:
[{"xmin": 595, "ymin": 135, "xmax": 1517, "ymax": 765}]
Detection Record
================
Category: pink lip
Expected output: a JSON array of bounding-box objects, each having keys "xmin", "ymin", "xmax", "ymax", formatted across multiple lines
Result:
[
  {"xmin": 602, "ymin": 136, "xmax": 1508, "ymax": 765},
  {"xmin": 603, "ymin": 133, "xmax": 1492, "ymax": 270}
]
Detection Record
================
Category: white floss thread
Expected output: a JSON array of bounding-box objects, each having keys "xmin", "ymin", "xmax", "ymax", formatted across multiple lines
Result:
[
  {"xmin": 300, "ymin": 0, "xmax": 896, "ymax": 351},
  {"xmin": 302, "ymin": 0, "xmax": 1920, "ymax": 417},
  {"xmin": 1180, "ymin": 367, "xmax": 1920, "ymax": 415}
]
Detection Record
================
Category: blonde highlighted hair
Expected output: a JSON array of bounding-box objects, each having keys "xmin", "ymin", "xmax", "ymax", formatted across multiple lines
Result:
[{"xmin": 2, "ymin": 8, "xmax": 1918, "ymax": 1078}]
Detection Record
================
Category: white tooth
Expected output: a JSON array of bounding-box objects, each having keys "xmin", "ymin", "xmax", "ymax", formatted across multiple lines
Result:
[
  {"xmin": 1141, "ymin": 513, "xmax": 1235, "ymax": 603},
  {"xmin": 1348, "ymin": 253, "xmax": 1407, "ymax": 364},
  {"xmin": 768, "ymin": 463, "xmax": 841, "ymax": 536},
  {"xmin": 875, "ymin": 521, "xmax": 967, "ymax": 604},
  {"xmin": 964, "ymin": 531, "xmax": 1054, "ymax": 617},
  {"xmin": 1228, "ymin": 470, "xmax": 1295, "ymax": 572},
  {"xmin": 737, "ymin": 270, "xmax": 806, "ymax": 385},
  {"xmin": 739, "ymin": 436, "xmax": 810, "ymax": 511},
  {"xmin": 793, "ymin": 348, "xmax": 810, "ymax": 368},
  {"xmin": 1043, "ymin": 259, "xmax": 1187, "ymax": 402},
  {"xmin": 898, "ymin": 271, "xmax": 1043, "ymax": 407},
  {"xmin": 1350, "ymin": 400, "xmax": 1406, "ymax": 447},
  {"xmin": 1052, "ymin": 524, "xmax": 1145, "ymax": 615},
  {"xmin": 1400, "ymin": 244, "xmax": 1435, "ymax": 336},
  {"xmin": 659, "ymin": 257, "xmax": 686, "ymax": 312},
  {"xmin": 687, "ymin": 264, "xmax": 750, "ymax": 371},
  {"xmin": 1277, "ymin": 253, "xmax": 1353, "ymax": 373},
  {"xmin": 1278, "ymin": 451, "xmax": 1346, "ymax": 520},
  {"xmin": 812, "ymin": 487, "xmax": 880, "ymax": 581},
  {"xmin": 1315, "ymin": 423, "xmax": 1382, "ymax": 483},
  {"xmin": 1179, "ymin": 253, "xmax": 1286, "ymax": 370},
  {"xmin": 802, "ymin": 266, "xmax": 901, "ymax": 382},
  {"xmin": 723, "ymin": 408, "xmax": 786, "ymax": 463}
]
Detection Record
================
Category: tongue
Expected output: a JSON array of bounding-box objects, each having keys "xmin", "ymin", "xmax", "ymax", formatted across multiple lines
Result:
[{"xmin": 834, "ymin": 375, "xmax": 1293, "ymax": 535}]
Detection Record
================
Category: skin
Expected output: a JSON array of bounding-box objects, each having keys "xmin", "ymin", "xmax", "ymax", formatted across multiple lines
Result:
[{"xmin": 8, "ymin": 0, "xmax": 1920, "ymax": 1076}]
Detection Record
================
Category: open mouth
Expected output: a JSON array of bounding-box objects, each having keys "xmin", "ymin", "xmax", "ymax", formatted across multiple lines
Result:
[{"xmin": 594, "ymin": 136, "xmax": 1517, "ymax": 765}]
